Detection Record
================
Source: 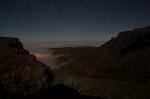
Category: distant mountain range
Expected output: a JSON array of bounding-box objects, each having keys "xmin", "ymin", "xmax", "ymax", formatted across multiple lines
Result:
[{"xmin": 23, "ymin": 40, "xmax": 105, "ymax": 53}]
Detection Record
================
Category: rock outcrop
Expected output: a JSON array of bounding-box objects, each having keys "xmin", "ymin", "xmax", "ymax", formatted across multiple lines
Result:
[
  {"xmin": 98, "ymin": 26, "xmax": 150, "ymax": 74},
  {"xmin": 100, "ymin": 26, "xmax": 150, "ymax": 54},
  {"xmin": 0, "ymin": 37, "xmax": 54, "ymax": 96}
]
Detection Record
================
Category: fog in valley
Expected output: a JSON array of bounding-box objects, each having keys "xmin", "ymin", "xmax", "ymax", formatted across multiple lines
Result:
[{"xmin": 23, "ymin": 41, "xmax": 104, "ymax": 69}]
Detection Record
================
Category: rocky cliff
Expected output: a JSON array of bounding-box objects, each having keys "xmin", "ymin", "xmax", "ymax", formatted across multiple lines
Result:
[{"xmin": 98, "ymin": 26, "xmax": 150, "ymax": 78}]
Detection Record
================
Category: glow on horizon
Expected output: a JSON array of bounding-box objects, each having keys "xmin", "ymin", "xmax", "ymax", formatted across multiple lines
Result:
[{"xmin": 34, "ymin": 53, "xmax": 48, "ymax": 59}]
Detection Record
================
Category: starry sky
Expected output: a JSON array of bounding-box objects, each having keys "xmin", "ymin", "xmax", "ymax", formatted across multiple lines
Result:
[{"xmin": 0, "ymin": 0, "xmax": 150, "ymax": 42}]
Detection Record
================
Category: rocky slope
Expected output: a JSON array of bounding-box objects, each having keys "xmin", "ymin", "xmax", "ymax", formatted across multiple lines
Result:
[{"xmin": 96, "ymin": 26, "xmax": 150, "ymax": 80}]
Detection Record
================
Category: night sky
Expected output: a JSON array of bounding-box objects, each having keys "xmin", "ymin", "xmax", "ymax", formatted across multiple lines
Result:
[{"xmin": 0, "ymin": 0, "xmax": 150, "ymax": 42}]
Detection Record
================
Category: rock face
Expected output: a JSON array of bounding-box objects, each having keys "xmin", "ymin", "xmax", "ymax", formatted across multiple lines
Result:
[
  {"xmin": 97, "ymin": 26, "xmax": 150, "ymax": 80},
  {"xmin": 98, "ymin": 26, "xmax": 150, "ymax": 74},
  {"xmin": 0, "ymin": 37, "xmax": 54, "ymax": 95},
  {"xmin": 101, "ymin": 26, "xmax": 150, "ymax": 54}
]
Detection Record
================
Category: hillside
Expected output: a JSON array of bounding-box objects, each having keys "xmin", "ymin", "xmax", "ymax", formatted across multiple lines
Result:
[
  {"xmin": 52, "ymin": 26, "xmax": 150, "ymax": 81},
  {"xmin": 51, "ymin": 26, "xmax": 150, "ymax": 99}
]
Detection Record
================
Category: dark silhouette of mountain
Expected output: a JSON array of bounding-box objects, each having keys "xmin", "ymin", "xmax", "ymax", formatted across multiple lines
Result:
[{"xmin": 52, "ymin": 26, "xmax": 150, "ymax": 82}]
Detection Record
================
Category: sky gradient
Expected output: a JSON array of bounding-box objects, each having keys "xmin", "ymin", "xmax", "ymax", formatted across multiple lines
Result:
[{"xmin": 0, "ymin": 0, "xmax": 150, "ymax": 42}]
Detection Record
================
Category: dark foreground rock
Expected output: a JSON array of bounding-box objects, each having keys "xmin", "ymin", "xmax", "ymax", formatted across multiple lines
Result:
[
  {"xmin": 2, "ymin": 84, "xmax": 102, "ymax": 99},
  {"xmin": 0, "ymin": 37, "xmax": 54, "ymax": 96},
  {"xmin": 24, "ymin": 84, "xmax": 102, "ymax": 99}
]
